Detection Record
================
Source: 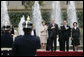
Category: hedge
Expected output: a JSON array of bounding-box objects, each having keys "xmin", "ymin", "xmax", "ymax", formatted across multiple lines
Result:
[{"xmin": 8, "ymin": 11, "xmax": 83, "ymax": 27}]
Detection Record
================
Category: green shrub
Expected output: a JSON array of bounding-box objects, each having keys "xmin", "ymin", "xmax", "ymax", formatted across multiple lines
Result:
[{"xmin": 8, "ymin": 11, "xmax": 83, "ymax": 27}]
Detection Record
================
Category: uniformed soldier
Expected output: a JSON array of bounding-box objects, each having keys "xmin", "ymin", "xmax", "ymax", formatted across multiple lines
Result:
[
  {"xmin": 1, "ymin": 22, "xmax": 13, "ymax": 48},
  {"xmin": 12, "ymin": 16, "xmax": 41, "ymax": 56},
  {"xmin": 1, "ymin": 22, "xmax": 13, "ymax": 56}
]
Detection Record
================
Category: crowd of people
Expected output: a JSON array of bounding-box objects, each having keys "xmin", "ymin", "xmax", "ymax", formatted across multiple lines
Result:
[{"xmin": 1, "ymin": 19, "xmax": 80, "ymax": 56}]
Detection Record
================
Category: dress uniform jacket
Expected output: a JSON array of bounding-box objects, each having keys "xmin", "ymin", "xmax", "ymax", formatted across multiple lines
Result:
[
  {"xmin": 12, "ymin": 34, "xmax": 41, "ymax": 56},
  {"xmin": 1, "ymin": 33, "xmax": 13, "ymax": 48}
]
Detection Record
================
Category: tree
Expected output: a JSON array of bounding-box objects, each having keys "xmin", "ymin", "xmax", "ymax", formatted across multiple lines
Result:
[{"xmin": 23, "ymin": 1, "xmax": 44, "ymax": 9}]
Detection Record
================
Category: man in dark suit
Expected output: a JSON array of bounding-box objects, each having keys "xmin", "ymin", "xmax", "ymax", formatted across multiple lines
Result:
[
  {"xmin": 58, "ymin": 25, "xmax": 65, "ymax": 51},
  {"xmin": 48, "ymin": 19, "xmax": 59, "ymax": 51},
  {"xmin": 12, "ymin": 20, "xmax": 41, "ymax": 56},
  {"xmin": 61, "ymin": 21, "xmax": 71, "ymax": 51}
]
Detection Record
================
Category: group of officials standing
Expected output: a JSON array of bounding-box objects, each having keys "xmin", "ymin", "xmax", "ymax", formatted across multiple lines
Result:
[
  {"xmin": 1, "ymin": 19, "xmax": 80, "ymax": 56},
  {"xmin": 40, "ymin": 19, "xmax": 80, "ymax": 52}
]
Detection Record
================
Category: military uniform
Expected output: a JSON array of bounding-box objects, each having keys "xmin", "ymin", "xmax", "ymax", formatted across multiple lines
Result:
[
  {"xmin": 1, "ymin": 24, "xmax": 13, "ymax": 48},
  {"xmin": 1, "ymin": 33, "xmax": 13, "ymax": 48},
  {"xmin": 1, "ymin": 23, "xmax": 13, "ymax": 56},
  {"xmin": 12, "ymin": 16, "xmax": 41, "ymax": 56},
  {"xmin": 12, "ymin": 34, "xmax": 40, "ymax": 56}
]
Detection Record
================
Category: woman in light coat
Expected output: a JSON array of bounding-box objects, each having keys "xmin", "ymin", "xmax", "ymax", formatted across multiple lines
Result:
[{"xmin": 40, "ymin": 21, "xmax": 48, "ymax": 49}]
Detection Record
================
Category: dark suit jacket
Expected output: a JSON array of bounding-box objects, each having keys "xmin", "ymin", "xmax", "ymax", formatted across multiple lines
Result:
[
  {"xmin": 12, "ymin": 34, "xmax": 41, "ymax": 56},
  {"xmin": 48, "ymin": 23, "xmax": 59, "ymax": 39},
  {"xmin": 61, "ymin": 25, "xmax": 71, "ymax": 40},
  {"xmin": 58, "ymin": 26, "xmax": 64, "ymax": 42}
]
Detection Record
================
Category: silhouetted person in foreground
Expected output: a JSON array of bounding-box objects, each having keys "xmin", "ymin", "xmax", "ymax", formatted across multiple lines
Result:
[{"xmin": 12, "ymin": 19, "xmax": 41, "ymax": 56}]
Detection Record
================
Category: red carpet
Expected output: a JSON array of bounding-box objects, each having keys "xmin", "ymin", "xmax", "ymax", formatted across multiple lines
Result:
[{"xmin": 37, "ymin": 51, "xmax": 83, "ymax": 56}]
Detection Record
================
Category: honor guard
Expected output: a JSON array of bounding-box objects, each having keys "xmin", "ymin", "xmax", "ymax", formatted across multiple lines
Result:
[
  {"xmin": 1, "ymin": 22, "xmax": 13, "ymax": 56},
  {"xmin": 12, "ymin": 16, "xmax": 41, "ymax": 56}
]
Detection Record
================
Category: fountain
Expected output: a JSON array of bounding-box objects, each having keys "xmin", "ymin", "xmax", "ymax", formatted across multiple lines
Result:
[
  {"xmin": 67, "ymin": 1, "xmax": 78, "ymax": 28},
  {"xmin": 67, "ymin": 1, "xmax": 78, "ymax": 45},
  {"xmin": 1, "ymin": 1, "xmax": 10, "ymax": 27},
  {"xmin": 32, "ymin": 1, "xmax": 42, "ymax": 37},
  {"xmin": 51, "ymin": 1, "xmax": 63, "ymax": 46},
  {"xmin": 18, "ymin": 15, "xmax": 25, "ymax": 35},
  {"xmin": 51, "ymin": 1, "xmax": 63, "ymax": 27}
]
